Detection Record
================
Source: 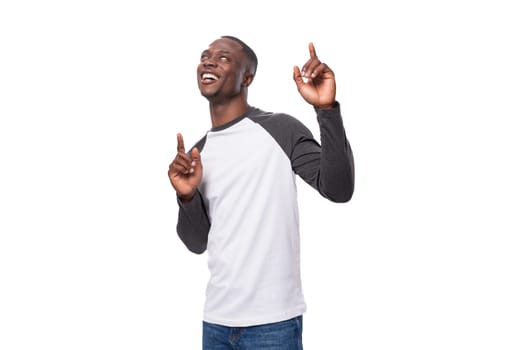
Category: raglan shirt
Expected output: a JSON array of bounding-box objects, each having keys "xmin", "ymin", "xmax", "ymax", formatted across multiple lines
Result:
[{"xmin": 177, "ymin": 103, "xmax": 354, "ymax": 327}]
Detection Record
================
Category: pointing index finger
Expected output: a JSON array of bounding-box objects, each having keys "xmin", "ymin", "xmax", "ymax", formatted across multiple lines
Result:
[
  {"xmin": 309, "ymin": 42, "xmax": 318, "ymax": 59},
  {"xmin": 177, "ymin": 133, "xmax": 186, "ymax": 153}
]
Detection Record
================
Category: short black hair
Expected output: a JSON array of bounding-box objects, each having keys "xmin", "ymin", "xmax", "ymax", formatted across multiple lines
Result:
[{"xmin": 221, "ymin": 35, "xmax": 258, "ymax": 75}]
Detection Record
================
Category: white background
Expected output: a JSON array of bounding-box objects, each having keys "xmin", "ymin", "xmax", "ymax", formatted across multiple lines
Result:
[{"xmin": 1, "ymin": 0, "xmax": 524, "ymax": 349}]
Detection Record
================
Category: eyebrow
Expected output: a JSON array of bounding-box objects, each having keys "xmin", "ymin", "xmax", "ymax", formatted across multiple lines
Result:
[{"xmin": 201, "ymin": 49, "xmax": 232, "ymax": 56}]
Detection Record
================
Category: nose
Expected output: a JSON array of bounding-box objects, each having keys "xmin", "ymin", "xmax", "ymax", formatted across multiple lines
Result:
[{"xmin": 202, "ymin": 57, "xmax": 217, "ymax": 68}]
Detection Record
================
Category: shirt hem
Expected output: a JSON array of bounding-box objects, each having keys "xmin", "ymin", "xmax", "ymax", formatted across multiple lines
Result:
[{"xmin": 203, "ymin": 305, "xmax": 306, "ymax": 327}]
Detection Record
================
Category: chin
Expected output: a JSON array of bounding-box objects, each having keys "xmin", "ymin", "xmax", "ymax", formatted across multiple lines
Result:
[
  {"xmin": 200, "ymin": 89, "xmax": 220, "ymax": 100},
  {"xmin": 200, "ymin": 91, "xmax": 214, "ymax": 99}
]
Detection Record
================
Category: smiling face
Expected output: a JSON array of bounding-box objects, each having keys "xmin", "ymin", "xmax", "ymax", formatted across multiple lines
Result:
[{"xmin": 197, "ymin": 38, "xmax": 254, "ymax": 103}]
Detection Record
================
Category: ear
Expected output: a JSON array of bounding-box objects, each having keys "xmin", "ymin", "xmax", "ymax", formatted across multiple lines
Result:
[{"xmin": 241, "ymin": 72, "xmax": 254, "ymax": 87}]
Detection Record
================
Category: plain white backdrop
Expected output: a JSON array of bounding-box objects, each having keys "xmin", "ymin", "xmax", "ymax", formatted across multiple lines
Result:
[{"xmin": 1, "ymin": 0, "xmax": 524, "ymax": 349}]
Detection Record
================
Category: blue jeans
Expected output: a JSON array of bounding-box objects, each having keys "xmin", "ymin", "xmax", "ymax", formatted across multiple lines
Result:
[{"xmin": 202, "ymin": 315, "xmax": 303, "ymax": 350}]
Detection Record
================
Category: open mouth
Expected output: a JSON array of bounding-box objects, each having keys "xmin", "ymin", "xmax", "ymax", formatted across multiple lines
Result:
[{"xmin": 201, "ymin": 72, "xmax": 219, "ymax": 82}]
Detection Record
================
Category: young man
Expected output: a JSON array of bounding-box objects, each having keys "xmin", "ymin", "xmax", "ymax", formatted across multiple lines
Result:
[{"xmin": 168, "ymin": 35, "xmax": 355, "ymax": 349}]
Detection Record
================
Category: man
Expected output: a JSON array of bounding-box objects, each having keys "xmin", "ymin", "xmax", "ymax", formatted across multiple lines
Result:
[{"xmin": 168, "ymin": 35, "xmax": 354, "ymax": 349}]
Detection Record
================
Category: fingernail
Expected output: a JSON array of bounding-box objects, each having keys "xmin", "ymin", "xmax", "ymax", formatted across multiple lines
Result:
[
  {"xmin": 191, "ymin": 161, "xmax": 196, "ymax": 166},
  {"xmin": 190, "ymin": 168, "xmax": 194, "ymax": 173}
]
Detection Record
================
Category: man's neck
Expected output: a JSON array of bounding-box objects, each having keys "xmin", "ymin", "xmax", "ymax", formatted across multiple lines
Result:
[{"xmin": 209, "ymin": 100, "xmax": 251, "ymax": 129}]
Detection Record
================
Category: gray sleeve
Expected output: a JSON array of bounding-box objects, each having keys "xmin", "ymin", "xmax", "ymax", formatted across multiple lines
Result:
[
  {"xmin": 175, "ymin": 135, "xmax": 210, "ymax": 254},
  {"xmin": 303, "ymin": 102, "xmax": 354, "ymax": 202},
  {"xmin": 253, "ymin": 102, "xmax": 354, "ymax": 202},
  {"xmin": 176, "ymin": 191, "xmax": 210, "ymax": 254}
]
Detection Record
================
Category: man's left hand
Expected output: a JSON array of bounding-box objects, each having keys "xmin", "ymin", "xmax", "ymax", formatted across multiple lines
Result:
[{"xmin": 293, "ymin": 42, "xmax": 336, "ymax": 109}]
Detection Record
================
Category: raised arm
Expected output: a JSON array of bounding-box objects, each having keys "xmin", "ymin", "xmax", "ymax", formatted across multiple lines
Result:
[
  {"xmin": 291, "ymin": 43, "xmax": 354, "ymax": 202},
  {"xmin": 168, "ymin": 134, "xmax": 209, "ymax": 254}
]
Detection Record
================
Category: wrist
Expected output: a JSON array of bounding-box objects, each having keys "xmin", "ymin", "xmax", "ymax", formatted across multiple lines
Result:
[
  {"xmin": 178, "ymin": 191, "xmax": 196, "ymax": 203},
  {"xmin": 315, "ymin": 101, "xmax": 337, "ymax": 109}
]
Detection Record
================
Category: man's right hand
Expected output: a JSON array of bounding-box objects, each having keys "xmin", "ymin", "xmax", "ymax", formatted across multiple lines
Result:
[{"xmin": 168, "ymin": 133, "xmax": 203, "ymax": 202}]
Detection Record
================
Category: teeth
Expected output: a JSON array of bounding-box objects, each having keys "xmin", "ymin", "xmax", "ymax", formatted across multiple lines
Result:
[{"xmin": 202, "ymin": 73, "xmax": 218, "ymax": 80}]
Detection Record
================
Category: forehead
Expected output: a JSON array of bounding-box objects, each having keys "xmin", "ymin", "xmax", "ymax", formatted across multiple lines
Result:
[{"xmin": 205, "ymin": 38, "xmax": 244, "ymax": 53}]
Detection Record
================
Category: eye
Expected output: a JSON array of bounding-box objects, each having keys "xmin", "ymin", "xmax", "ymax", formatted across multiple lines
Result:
[
  {"xmin": 219, "ymin": 55, "xmax": 230, "ymax": 62},
  {"xmin": 200, "ymin": 54, "xmax": 209, "ymax": 62}
]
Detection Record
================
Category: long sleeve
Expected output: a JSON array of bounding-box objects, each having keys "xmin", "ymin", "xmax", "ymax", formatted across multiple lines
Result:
[
  {"xmin": 176, "ymin": 190, "xmax": 210, "ymax": 254},
  {"xmin": 249, "ymin": 102, "xmax": 354, "ymax": 203},
  {"xmin": 290, "ymin": 102, "xmax": 355, "ymax": 202}
]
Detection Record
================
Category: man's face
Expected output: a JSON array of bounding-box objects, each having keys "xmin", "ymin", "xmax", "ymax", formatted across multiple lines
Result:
[{"xmin": 197, "ymin": 38, "xmax": 249, "ymax": 102}]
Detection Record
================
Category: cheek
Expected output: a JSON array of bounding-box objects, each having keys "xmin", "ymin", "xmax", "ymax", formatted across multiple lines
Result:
[
  {"xmin": 223, "ymin": 73, "xmax": 243, "ymax": 91},
  {"xmin": 233, "ymin": 71, "xmax": 246, "ymax": 88}
]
